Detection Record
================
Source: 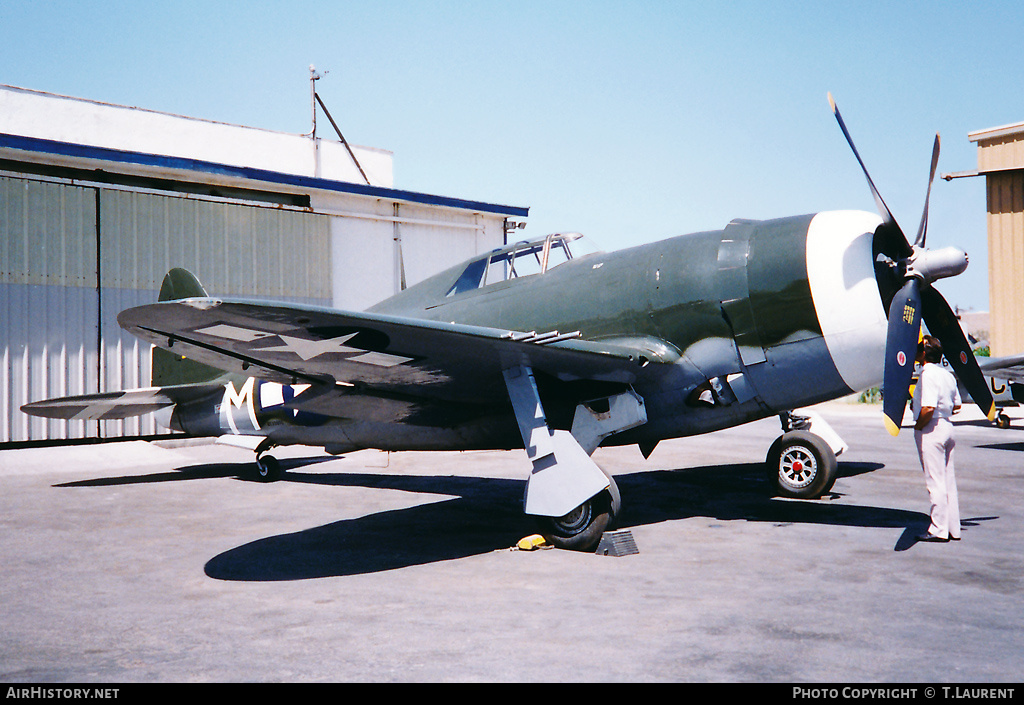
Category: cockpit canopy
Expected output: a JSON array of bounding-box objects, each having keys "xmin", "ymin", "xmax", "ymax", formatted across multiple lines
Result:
[{"xmin": 447, "ymin": 232, "xmax": 599, "ymax": 297}]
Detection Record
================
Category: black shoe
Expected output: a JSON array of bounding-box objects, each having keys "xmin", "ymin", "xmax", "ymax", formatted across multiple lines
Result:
[{"xmin": 917, "ymin": 534, "xmax": 949, "ymax": 543}]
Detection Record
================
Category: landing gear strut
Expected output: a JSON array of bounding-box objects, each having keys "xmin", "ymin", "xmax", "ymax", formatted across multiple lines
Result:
[{"xmin": 502, "ymin": 365, "xmax": 644, "ymax": 551}]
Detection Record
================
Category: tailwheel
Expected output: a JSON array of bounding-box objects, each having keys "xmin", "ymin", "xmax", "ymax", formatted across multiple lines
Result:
[
  {"xmin": 996, "ymin": 412, "xmax": 1012, "ymax": 430},
  {"xmin": 536, "ymin": 490, "xmax": 612, "ymax": 552},
  {"xmin": 253, "ymin": 439, "xmax": 283, "ymax": 482},
  {"xmin": 766, "ymin": 430, "xmax": 837, "ymax": 499},
  {"xmin": 254, "ymin": 454, "xmax": 283, "ymax": 483}
]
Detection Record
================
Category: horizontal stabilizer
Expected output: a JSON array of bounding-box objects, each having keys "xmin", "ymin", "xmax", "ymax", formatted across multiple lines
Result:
[
  {"xmin": 21, "ymin": 383, "xmax": 222, "ymax": 421},
  {"xmin": 979, "ymin": 353, "xmax": 1024, "ymax": 384}
]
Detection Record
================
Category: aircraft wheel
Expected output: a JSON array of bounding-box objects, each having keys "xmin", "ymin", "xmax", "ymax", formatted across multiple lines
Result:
[
  {"xmin": 536, "ymin": 491, "xmax": 612, "ymax": 552},
  {"xmin": 766, "ymin": 431, "xmax": 837, "ymax": 499},
  {"xmin": 996, "ymin": 413, "xmax": 1012, "ymax": 430},
  {"xmin": 254, "ymin": 454, "xmax": 283, "ymax": 483}
]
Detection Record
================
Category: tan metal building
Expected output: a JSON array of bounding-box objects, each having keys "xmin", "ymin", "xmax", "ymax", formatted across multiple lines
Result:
[{"xmin": 969, "ymin": 121, "xmax": 1024, "ymax": 356}]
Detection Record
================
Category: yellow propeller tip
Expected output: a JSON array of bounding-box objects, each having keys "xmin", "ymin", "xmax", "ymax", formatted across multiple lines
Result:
[
  {"xmin": 883, "ymin": 415, "xmax": 902, "ymax": 437},
  {"xmin": 986, "ymin": 404, "xmax": 997, "ymax": 422}
]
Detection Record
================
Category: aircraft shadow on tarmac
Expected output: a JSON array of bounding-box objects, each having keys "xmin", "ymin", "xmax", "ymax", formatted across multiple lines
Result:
[
  {"xmin": 53, "ymin": 456, "xmax": 338, "ymax": 488},
  {"xmin": 181, "ymin": 458, "xmax": 941, "ymax": 580},
  {"xmin": 57, "ymin": 456, "xmax": 953, "ymax": 578},
  {"xmin": 977, "ymin": 440, "xmax": 1024, "ymax": 452}
]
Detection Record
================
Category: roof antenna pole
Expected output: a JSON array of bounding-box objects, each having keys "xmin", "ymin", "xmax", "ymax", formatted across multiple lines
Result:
[
  {"xmin": 309, "ymin": 64, "xmax": 325, "ymax": 138},
  {"xmin": 307, "ymin": 64, "xmax": 371, "ymax": 185}
]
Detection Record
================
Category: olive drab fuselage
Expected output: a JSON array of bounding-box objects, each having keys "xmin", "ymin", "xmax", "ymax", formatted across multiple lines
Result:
[{"xmin": 165, "ymin": 212, "xmax": 889, "ymax": 453}]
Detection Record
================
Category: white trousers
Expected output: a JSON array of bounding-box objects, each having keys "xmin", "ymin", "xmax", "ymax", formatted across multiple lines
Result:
[{"xmin": 914, "ymin": 418, "xmax": 960, "ymax": 540}]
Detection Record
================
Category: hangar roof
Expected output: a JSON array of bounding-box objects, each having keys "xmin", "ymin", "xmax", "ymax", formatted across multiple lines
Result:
[
  {"xmin": 969, "ymin": 120, "xmax": 1024, "ymax": 144},
  {"xmin": 0, "ymin": 131, "xmax": 529, "ymax": 217},
  {"xmin": 968, "ymin": 120, "xmax": 1024, "ymax": 176},
  {"xmin": 0, "ymin": 84, "xmax": 528, "ymax": 218}
]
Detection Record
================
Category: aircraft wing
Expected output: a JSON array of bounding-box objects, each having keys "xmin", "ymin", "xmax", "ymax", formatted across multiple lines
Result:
[
  {"xmin": 117, "ymin": 298, "xmax": 679, "ymax": 406},
  {"xmin": 21, "ymin": 383, "xmax": 222, "ymax": 421},
  {"xmin": 979, "ymin": 353, "xmax": 1024, "ymax": 384}
]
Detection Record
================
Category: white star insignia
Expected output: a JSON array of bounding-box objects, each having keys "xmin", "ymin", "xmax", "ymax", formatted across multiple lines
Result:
[
  {"xmin": 261, "ymin": 332, "xmax": 362, "ymax": 361},
  {"xmin": 195, "ymin": 324, "xmax": 413, "ymax": 366}
]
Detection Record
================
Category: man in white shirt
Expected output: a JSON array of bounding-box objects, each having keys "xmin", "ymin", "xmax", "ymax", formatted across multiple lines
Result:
[{"xmin": 912, "ymin": 335, "xmax": 962, "ymax": 542}]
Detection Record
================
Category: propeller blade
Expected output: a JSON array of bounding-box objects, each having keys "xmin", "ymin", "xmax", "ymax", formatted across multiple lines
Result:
[
  {"xmin": 919, "ymin": 286, "xmax": 997, "ymax": 421},
  {"xmin": 913, "ymin": 134, "xmax": 941, "ymax": 249},
  {"xmin": 828, "ymin": 92, "xmax": 913, "ymax": 260},
  {"xmin": 882, "ymin": 278, "xmax": 923, "ymax": 436}
]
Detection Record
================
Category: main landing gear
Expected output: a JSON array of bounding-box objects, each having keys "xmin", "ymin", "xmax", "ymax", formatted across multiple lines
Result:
[
  {"xmin": 502, "ymin": 365, "xmax": 645, "ymax": 552},
  {"xmin": 766, "ymin": 411, "xmax": 845, "ymax": 499}
]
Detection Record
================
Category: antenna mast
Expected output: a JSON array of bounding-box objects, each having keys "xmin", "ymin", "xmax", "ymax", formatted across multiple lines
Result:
[
  {"xmin": 309, "ymin": 64, "xmax": 326, "ymax": 138},
  {"xmin": 306, "ymin": 64, "xmax": 371, "ymax": 185}
]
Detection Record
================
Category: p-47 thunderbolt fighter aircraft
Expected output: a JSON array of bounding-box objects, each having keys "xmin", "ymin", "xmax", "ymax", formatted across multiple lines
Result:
[{"xmin": 23, "ymin": 95, "xmax": 996, "ymax": 551}]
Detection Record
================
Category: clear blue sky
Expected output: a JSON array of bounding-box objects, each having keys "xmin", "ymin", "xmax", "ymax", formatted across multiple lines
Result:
[{"xmin": 3, "ymin": 1, "xmax": 1023, "ymax": 312}]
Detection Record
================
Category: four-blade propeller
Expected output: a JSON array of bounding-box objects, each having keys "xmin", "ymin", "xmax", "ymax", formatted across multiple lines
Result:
[{"xmin": 828, "ymin": 93, "xmax": 996, "ymax": 435}]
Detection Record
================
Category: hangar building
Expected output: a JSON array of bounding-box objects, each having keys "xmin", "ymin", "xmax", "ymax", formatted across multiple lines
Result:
[
  {"xmin": 968, "ymin": 121, "xmax": 1024, "ymax": 357},
  {"xmin": 0, "ymin": 85, "xmax": 528, "ymax": 444}
]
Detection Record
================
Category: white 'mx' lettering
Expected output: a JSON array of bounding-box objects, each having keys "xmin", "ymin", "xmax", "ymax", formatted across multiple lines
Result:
[{"xmin": 220, "ymin": 377, "xmax": 260, "ymax": 434}]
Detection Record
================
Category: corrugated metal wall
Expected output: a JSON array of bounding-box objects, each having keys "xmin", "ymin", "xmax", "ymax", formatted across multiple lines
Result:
[
  {"xmin": 1, "ymin": 175, "xmax": 331, "ymax": 442},
  {"xmin": 1, "ymin": 177, "xmax": 100, "ymax": 442},
  {"xmin": 986, "ymin": 170, "xmax": 1024, "ymax": 357}
]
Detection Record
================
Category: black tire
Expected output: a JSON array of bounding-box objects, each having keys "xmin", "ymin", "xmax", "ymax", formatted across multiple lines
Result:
[
  {"xmin": 254, "ymin": 455, "xmax": 283, "ymax": 483},
  {"xmin": 536, "ymin": 491, "xmax": 612, "ymax": 552},
  {"xmin": 766, "ymin": 431, "xmax": 837, "ymax": 499},
  {"xmin": 996, "ymin": 413, "xmax": 1011, "ymax": 430}
]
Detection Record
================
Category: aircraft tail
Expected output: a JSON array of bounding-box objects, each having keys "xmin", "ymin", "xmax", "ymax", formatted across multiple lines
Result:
[
  {"xmin": 151, "ymin": 269, "xmax": 225, "ymax": 387},
  {"xmin": 22, "ymin": 268, "xmax": 226, "ymax": 424}
]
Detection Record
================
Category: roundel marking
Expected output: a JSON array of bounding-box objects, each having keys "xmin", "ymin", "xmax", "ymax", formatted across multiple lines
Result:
[
  {"xmin": 960, "ymin": 351, "xmax": 968, "ymax": 365},
  {"xmin": 897, "ymin": 351, "xmax": 907, "ymax": 367}
]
